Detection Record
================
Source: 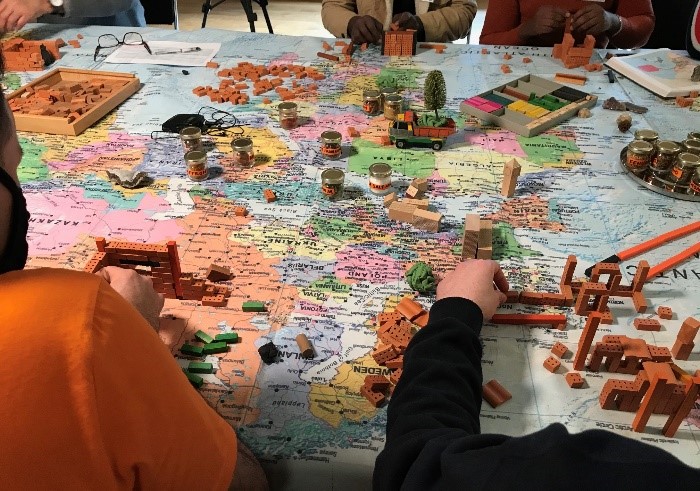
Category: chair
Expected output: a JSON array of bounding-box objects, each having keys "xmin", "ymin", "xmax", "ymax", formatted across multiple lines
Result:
[
  {"xmin": 201, "ymin": 0, "xmax": 274, "ymax": 33},
  {"xmin": 140, "ymin": 0, "xmax": 180, "ymax": 29}
]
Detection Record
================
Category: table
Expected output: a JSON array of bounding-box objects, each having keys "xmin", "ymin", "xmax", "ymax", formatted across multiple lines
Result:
[{"xmin": 7, "ymin": 24, "xmax": 700, "ymax": 488}]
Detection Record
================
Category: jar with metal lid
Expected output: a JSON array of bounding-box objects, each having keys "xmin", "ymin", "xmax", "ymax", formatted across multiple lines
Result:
[
  {"xmin": 650, "ymin": 140, "xmax": 681, "ymax": 174},
  {"xmin": 231, "ymin": 137, "xmax": 255, "ymax": 168},
  {"xmin": 278, "ymin": 102, "xmax": 299, "ymax": 130},
  {"xmin": 668, "ymin": 151, "xmax": 700, "ymax": 185},
  {"xmin": 688, "ymin": 131, "xmax": 700, "ymax": 141},
  {"xmin": 634, "ymin": 129, "xmax": 659, "ymax": 145},
  {"xmin": 321, "ymin": 168, "xmax": 345, "ymax": 201},
  {"xmin": 380, "ymin": 86, "xmax": 398, "ymax": 105},
  {"xmin": 184, "ymin": 150, "xmax": 208, "ymax": 181},
  {"xmin": 682, "ymin": 138, "xmax": 700, "ymax": 155},
  {"xmin": 362, "ymin": 90, "xmax": 381, "ymax": 116},
  {"xmin": 180, "ymin": 126, "xmax": 204, "ymax": 153},
  {"xmin": 384, "ymin": 94, "xmax": 403, "ymax": 121},
  {"xmin": 320, "ymin": 130, "xmax": 342, "ymax": 160},
  {"xmin": 625, "ymin": 140, "xmax": 654, "ymax": 175},
  {"xmin": 689, "ymin": 168, "xmax": 700, "ymax": 196},
  {"xmin": 368, "ymin": 162, "xmax": 393, "ymax": 195}
]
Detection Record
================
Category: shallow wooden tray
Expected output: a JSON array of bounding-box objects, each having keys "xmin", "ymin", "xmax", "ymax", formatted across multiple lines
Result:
[{"xmin": 6, "ymin": 67, "xmax": 141, "ymax": 136}]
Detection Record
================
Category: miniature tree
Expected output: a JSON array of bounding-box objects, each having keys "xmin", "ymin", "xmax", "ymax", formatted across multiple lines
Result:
[{"xmin": 424, "ymin": 70, "xmax": 446, "ymax": 119}]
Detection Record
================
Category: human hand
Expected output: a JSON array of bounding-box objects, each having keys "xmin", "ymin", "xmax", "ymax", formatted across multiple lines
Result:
[
  {"xmin": 392, "ymin": 12, "xmax": 421, "ymax": 32},
  {"xmin": 0, "ymin": 0, "xmax": 53, "ymax": 32},
  {"xmin": 347, "ymin": 15, "xmax": 383, "ymax": 45},
  {"xmin": 95, "ymin": 266, "xmax": 165, "ymax": 329},
  {"xmin": 571, "ymin": 4, "xmax": 616, "ymax": 37},
  {"xmin": 519, "ymin": 5, "xmax": 567, "ymax": 39},
  {"xmin": 436, "ymin": 260, "xmax": 509, "ymax": 320}
]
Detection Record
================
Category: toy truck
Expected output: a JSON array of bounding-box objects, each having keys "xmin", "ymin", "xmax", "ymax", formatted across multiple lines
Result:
[{"xmin": 388, "ymin": 110, "xmax": 456, "ymax": 150}]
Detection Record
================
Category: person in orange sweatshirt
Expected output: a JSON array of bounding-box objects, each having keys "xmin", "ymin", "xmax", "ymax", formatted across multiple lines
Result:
[
  {"xmin": 0, "ymin": 53, "xmax": 267, "ymax": 490},
  {"xmin": 480, "ymin": 0, "xmax": 655, "ymax": 48}
]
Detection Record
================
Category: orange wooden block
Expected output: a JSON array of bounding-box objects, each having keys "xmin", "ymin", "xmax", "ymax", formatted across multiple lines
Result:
[
  {"xmin": 565, "ymin": 372, "xmax": 584, "ymax": 388},
  {"xmin": 551, "ymin": 342, "xmax": 568, "ymax": 358},
  {"xmin": 523, "ymin": 57, "xmax": 532, "ymax": 63},
  {"xmin": 657, "ymin": 306, "xmax": 673, "ymax": 320},
  {"xmin": 396, "ymin": 297, "xmax": 423, "ymax": 322},
  {"xmin": 482, "ymin": 379, "xmax": 512, "ymax": 408},
  {"xmin": 543, "ymin": 356, "xmax": 561, "ymax": 373},
  {"xmin": 263, "ymin": 189, "xmax": 276, "ymax": 202},
  {"xmin": 206, "ymin": 61, "xmax": 220, "ymax": 69}
]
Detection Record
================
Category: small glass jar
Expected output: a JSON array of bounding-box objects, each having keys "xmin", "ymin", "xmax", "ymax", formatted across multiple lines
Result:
[
  {"xmin": 380, "ymin": 86, "xmax": 398, "ymax": 106},
  {"xmin": 368, "ymin": 163, "xmax": 393, "ymax": 195},
  {"xmin": 184, "ymin": 150, "xmax": 208, "ymax": 181},
  {"xmin": 667, "ymin": 152, "xmax": 700, "ymax": 185},
  {"xmin": 634, "ymin": 129, "xmax": 659, "ymax": 145},
  {"xmin": 321, "ymin": 168, "xmax": 345, "ymax": 200},
  {"xmin": 231, "ymin": 137, "xmax": 255, "ymax": 168},
  {"xmin": 278, "ymin": 102, "xmax": 298, "ymax": 130},
  {"xmin": 362, "ymin": 90, "xmax": 381, "ymax": 116},
  {"xmin": 682, "ymin": 138, "xmax": 700, "ymax": 155},
  {"xmin": 320, "ymin": 130, "xmax": 342, "ymax": 160},
  {"xmin": 384, "ymin": 94, "xmax": 403, "ymax": 121},
  {"xmin": 688, "ymin": 168, "xmax": 700, "ymax": 196},
  {"xmin": 625, "ymin": 140, "xmax": 654, "ymax": 175},
  {"xmin": 650, "ymin": 140, "xmax": 681, "ymax": 175},
  {"xmin": 180, "ymin": 126, "xmax": 204, "ymax": 153}
]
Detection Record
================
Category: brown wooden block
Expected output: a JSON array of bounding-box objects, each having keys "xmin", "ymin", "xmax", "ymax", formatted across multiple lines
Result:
[
  {"xmin": 634, "ymin": 318, "xmax": 661, "ymax": 331},
  {"xmin": 360, "ymin": 384, "xmax": 386, "ymax": 407},
  {"xmin": 412, "ymin": 209, "xmax": 442, "ymax": 232},
  {"xmin": 565, "ymin": 372, "xmax": 584, "ymax": 388},
  {"xmin": 388, "ymin": 201, "xmax": 417, "ymax": 223},
  {"xmin": 206, "ymin": 264, "xmax": 232, "ymax": 282},
  {"xmin": 371, "ymin": 345, "xmax": 398, "ymax": 365},
  {"xmin": 482, "ymin": 379, "xmax": 512, "ymax": 408},
  {"xmin": 461, "ymin": 214, "xmax": 480, "ymax": 260},
  {"xmin": 396, "ymin": 297, "xmax": 423, "ymax": 321},
  {"xmin": 656, "ymin": 306, "xmax": 673, "ymax": 320},
  {"xmin": 543, "ymin": 356, "xmax": 561, "ymax": 373},
  {"xmin": 551, "ymin": 342, "xmax": 569, "ymax": 358}
]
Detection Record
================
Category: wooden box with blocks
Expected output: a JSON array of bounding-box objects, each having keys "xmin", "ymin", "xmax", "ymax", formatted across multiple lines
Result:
[
  {"xmin": 6, "ymin": 68, "xmax": 141, "ymax": 136},
  {"xmin": 460, "ymin": 74, "xmax": 597, "ymax": 137}
]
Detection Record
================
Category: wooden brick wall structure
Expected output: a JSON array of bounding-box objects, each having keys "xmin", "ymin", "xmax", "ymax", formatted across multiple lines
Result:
[
  {"xmin": 382, "ymin": 30, "xmax": 417, "ymax": 56},
  {"xmin": 84, "ymin": 237, "xmax": 229, "ymax": 306},
  {"xmin": 1, "ymin": 38, "xmax": 63, "ymax": 71}
]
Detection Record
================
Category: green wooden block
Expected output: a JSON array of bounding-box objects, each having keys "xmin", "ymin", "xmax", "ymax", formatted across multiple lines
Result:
[
  {"xmin": 242, "ymin": 301, "xmax": 266, "ymax": 312},
  {"xmin": 180, "ymin": 343, "xmax": 204, "ymax": 357},
  {"xmin": 194, "ymin": 330, "xmax": 214, "ymax": 344},
  {"xmin": 183, "ymin": 370, "xmax": 204, "ymax": 388},
  {"xmin": 202, "ymin": 341, "xmax": 229, "ymax": 354},
  {"xmin": 215, "ymin": 332, "xmax": 239, "ymax": 344},
  {"xmin": 188, "ymin": 361, "xmax": 214, "ymax": 374}
]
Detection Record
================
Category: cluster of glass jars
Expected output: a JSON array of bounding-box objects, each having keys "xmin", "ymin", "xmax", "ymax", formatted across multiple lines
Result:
[{"xmin": 625, "ymin": 129, "xmax": 700, "ymax": 195}]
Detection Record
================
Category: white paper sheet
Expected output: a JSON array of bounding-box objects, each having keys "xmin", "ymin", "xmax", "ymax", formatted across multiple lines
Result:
[{"xmin": 104, "ymin": 41, "xmax": 220, "ymax": 66}]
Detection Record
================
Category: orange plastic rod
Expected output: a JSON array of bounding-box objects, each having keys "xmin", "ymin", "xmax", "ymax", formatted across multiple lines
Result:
[
  {"xmin": 490, "ymin": 314, "xmax": 567, "ymax": 325},
  {"xmin": 619, "ymin": 221, "xmax": 700, "ymax": 260},
  {"xmin": 648, "ymin": 242, "xmax": 700, "ymax": 279}
]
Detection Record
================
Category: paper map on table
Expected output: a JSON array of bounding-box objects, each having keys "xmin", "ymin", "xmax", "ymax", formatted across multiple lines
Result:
[{"xmin": 5, "ymin": 26, "xmax": 700, "ymax": 488}]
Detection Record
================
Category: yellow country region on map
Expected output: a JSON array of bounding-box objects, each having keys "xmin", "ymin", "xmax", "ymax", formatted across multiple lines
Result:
[
  {"xmin": 213, "ymin": 127, "xmax": 292, "ymax": 166},
  {"xmin": 435, "ymin": 149, "xmax": 542, "ymax": 195},
  {"xmin": 35, "ymin": 113, "xmax": 116, "ymax": 162},
  {"xmin": 337, "ymin": 75, "xmax": 379, "ymax": 106},
  {"xmin": 159, "ymin": 309, "xmax": 262, "ymax": 427},
  {"xmin": 309, "ymin": 354, "xmax": 388, "ymax": 427},
  {"xmin": 229, "ymin": 224, "xmax": 337, "ymax": 260}
]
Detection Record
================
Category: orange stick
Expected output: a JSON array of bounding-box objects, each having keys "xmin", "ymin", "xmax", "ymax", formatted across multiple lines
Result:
[
  {"xmin": 490, "ymin": 314, "xmax": 567, "ymax": 325},
  {"xmin": 648, "ymin": 242, "xmax": 700, "ymax": 279},
  {"xmin": 619, "ymin": 221, "xmax": 700, "ymax": 260}
]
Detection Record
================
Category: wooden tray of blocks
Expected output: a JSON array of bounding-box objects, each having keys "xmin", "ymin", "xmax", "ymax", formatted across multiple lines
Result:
[
  {"xmin": 460, "ymin": 74, "xmax": 597, "ymax": 137},
  {"xmin": 6, "ymin": 68, "xmax": 141, "ymax": 136}
]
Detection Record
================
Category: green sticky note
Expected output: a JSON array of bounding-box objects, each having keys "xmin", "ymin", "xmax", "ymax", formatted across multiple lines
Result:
[
  {"xmin": 202, "ymin": 341, "xmax": 228, "ymax": 354},
  {"xmin": 194, "ymin": 330, "xmax": 214, "ymax": 344},
  {"xmin": 215, "ymin": 332, "xmax": 239, "ymax": 344},
  {"xmin": 188, "ymin": 361, "xmax": 214, "ymax": 374}
]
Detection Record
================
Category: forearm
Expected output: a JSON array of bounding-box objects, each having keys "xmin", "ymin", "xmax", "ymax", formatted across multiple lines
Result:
[
  {"xmin": 321, "ymin": 0, "xmax": 359, "ymax": 38},
  {"xmin": 62, "ymin": 0, "xmax": 137, "ymax": 18},
  {"xmin": 610, "ymin": 14, "xmax": 655, "ymax": 49},
  {"xmin": 418, "ymin": 0, "xmax": 477, "ymax": 42},
  {"xmin": 374, "ymin": 298, "xmax": 484, "ymax": 489}
]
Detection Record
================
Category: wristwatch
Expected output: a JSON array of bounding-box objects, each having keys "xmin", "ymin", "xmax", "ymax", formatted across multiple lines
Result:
[{"xmin": 48, "ymin": 0, "xmax": 65, "ymax": 15}]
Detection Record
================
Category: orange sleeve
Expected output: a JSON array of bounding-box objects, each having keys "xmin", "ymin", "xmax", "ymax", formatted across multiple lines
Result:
[
  {"xmin": 613, "ymin": 0, "xmax": 655, "ymax": 49},
  {"xmin": 479, "ymin": 0, "xmax": 524, "ymax": 45},
  {"xmin": 0, "ymin": 269, "xmax": 237, "ymax": 490}
]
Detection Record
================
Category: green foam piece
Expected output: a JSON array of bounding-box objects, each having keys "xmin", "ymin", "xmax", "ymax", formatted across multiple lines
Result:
[
  {"xmin": 183, "ymin": 370, "xmax": 204, "ymax": 388},
  {"xmin": 405, "ymin": 261, "xmax": 436, "ymax": 294},
  {"xmin": 180, "ymin": 344, "xmax": 204, "ymax": 357},
  {"xmin": 202, "ymin": 341, "xmax": 229, "ymax": 354},
  {"xmin": 242, "ymin": 301, "xmax": 266, "ymax": 312},
  {"xmin": 215, "ymin": 332, "xmax": 239, "ymax": 344},
  {"xmin": 194, "ymin": 330, "xmax": 214, "ymax": 344},
  {"xmin": 188, "ymin": 361, "xmax": 214, "ymax": 374}
]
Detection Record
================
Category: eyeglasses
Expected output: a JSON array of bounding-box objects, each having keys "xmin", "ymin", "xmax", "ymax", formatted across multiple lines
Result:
[{"xmin": 94, "ymin": 32, "xmax": 152, "ymax": 61}]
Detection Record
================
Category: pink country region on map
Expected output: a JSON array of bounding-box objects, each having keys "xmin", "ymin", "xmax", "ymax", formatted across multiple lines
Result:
[
  {"xmin": 290, "ymin": 113, "xmax": 369, "ymax": 142},
  {"xmin": 464, "ymin": 130, "xmax": 527, "ymax": 158}
]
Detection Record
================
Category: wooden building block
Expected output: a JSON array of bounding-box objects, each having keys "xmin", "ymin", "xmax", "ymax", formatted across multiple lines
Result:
[
  {"xmin": 412, "ymin": 208, "xmax": 442, "ymax": 232},
  {"xmin": 383, "ymin": 192, "xmax": 397, "ymax": 208},
  {"xmin": 371, "ymin": 345, "xmax": 398, "ymax": 365},
  {"xmin": 365, "ymin": 375, "xmax": 391, "ymax": 392},
  {"xmin": 657, "ymin": 306, "xmax": 673, "ymax": 320},
  {"xmin": 206, "ymin": 263, "xmax": 232, "ymax": 282},
  {"xmin": 396, "ymin": 297, "xmax": 424, "ymax": 321},
  {"xmin": 565, "ymin": 372, "xmax": 584, "ymax": 388},
  {"xmin": 482, "ymin": 379, "xmax": 512, "ymax": 408},
  {"xmin": 461, "ymin": 214, "xmax": 480, "ymax": 260},
  {"xmin": 476, "ymin": 219, "xmax": 492, "ymax": 259},
  {"xmin": 501, "ymin": 159, "xmax": 521, "ymax": 197},
  {"xmin": 633, "ymin": 318, "xmax": 661, "ymax": 331},
  {"xmin": 551, "ymin": 342, "xmax": 569, "ymax": 358},
  {"xmin": 388, "ymin": 201, "xmax": 417, "ymax": 223},
  {"xmin": 296, "ymin": 333, "xmax": 315, "ymax": 359},
  {"xmin": 360, "ymin": 384, "xmax": 386, "ymax": 407},
  {"xmin": 263, "ymin": 189, "xmax": 276, "ymax": 202}
]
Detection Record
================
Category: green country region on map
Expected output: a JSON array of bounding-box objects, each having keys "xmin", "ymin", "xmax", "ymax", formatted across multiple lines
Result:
[
  {"xmin": 518, "ymin": 134, "xmax": 582, "ymax": 167},
  {"xmin": 452, "ymin": 221, "xmax": 541, "ymax": 259},
  {"xmin": 309, "ymin": 216, "xmax": 364, "ymax": 242},
  {"xmin": 377, "ymin": 67, "xmax": 422, "ymax": 90},
  {"xmin": 300, "ymin": 275, "xmax": 351, "ymax": 303},
  {"xmin": 348, "ymin": 139, "xmax": 435, "ymax": 178},
  {"xmin": 17, "ymin": 137, "xmax": 49, "ymax": 182},
  {"xmin": 2, "ymin": 73, "xmax": 21, "ymax": 90}
]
